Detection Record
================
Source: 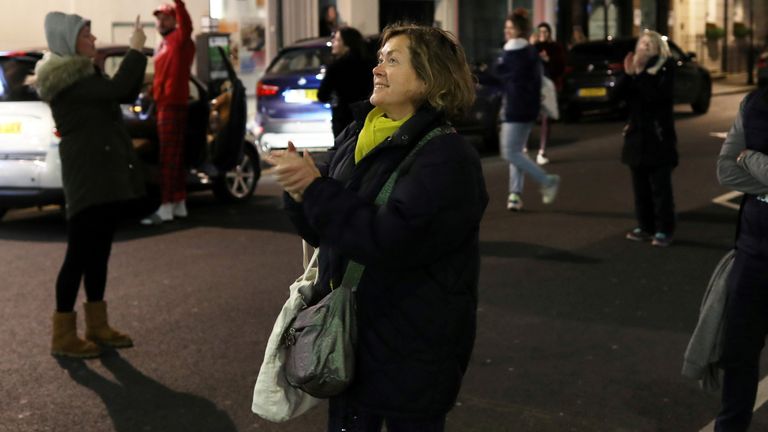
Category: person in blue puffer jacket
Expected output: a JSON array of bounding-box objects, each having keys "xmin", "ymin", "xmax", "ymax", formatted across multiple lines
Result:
[{"xmin": 492, "ymin": 8, "xmax": 560, "ymax": 212}]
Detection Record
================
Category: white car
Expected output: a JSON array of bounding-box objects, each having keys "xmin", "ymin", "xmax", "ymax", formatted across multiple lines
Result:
[
  {"xmin": 0, "ymin": 47, "xmax": 260, "ymax": 220},
  {"xmin": 0, "ymin": 51, "xmax": 62, "ymax": 220}
]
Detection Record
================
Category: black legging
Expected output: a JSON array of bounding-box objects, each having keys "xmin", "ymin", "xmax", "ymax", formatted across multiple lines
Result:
[
  {"xmin": 55, "ymin": 202, "xmax": 120, "ymax": 312},
  {"xmin": 629, "ymin": 165, "xmax": 676, "ymax": 236}
]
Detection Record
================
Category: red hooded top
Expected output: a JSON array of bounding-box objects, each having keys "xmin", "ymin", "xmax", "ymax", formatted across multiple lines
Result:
[{"xmin": 153, "ymin": 0, "xmax": 195, "ymax": 105}]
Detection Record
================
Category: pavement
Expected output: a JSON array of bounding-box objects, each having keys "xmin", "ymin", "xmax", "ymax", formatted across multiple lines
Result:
[
  {"xmin": 711, "ymin": 72, "xmax": 758, "ymax": 96},
  {"xmin": 0, "ymin": 91, "xmax": 763, "ymax": 432}
]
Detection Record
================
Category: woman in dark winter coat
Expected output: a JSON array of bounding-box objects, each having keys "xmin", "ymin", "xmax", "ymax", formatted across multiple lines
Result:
[
  {"xmin": 495, "ymin": 9, "xmax": 560, "ymax": 211},
  {"xmin": 267, "ymin": 23, "xmax": 488, "ymax": 432},
  {"xmin": 714, "ymin": 87, "xmax": 768, "ymax": 431},
  {"xmin": 620, "ymin": 30, "xmax": 678, "ymax": 247},
  {"xmin": 532, "ymin": 21, "xmax": 565, "ymax": 166},
  {"xmin": 35, "ymin": 13, "xmax": 147, "ymax": 358},
  {"xmin": 318, "ymin": 26, "xmax": 374, "ymax": 137}
]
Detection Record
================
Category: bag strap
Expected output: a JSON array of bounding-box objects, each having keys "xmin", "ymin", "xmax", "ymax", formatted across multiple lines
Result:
[{"xmin": 339, "ymin": 125, "xmax": 456, "ymax": 292}]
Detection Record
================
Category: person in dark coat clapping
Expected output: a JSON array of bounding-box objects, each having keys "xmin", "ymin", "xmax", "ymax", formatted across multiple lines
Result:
[
  {"xmin": 620, "ymin": 30, "xmax": 678, "ymax": 247},
  {"xmin": 532, "ymin": 21, "xmax": 565, "ymax": 166},
  {"xmin": 267, "ymin": 23, "xmax": 488, "ymax": 432},
  {"xmin": 318, "ymin": 26, "xmax": 374, "ymax": 138},
  {"xmin": 35, "ymin": 13, "xmax": 147, "ymax": 358}
]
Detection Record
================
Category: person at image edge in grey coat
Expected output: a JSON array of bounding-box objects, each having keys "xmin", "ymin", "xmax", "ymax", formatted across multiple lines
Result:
[
  {"xmin": 35, "ymin": 12, "xmax": 147, "ymax": 358},
  {"xmin": 266, "ymin": 23, "xmax": 488, "ymax": 432},
  {"xmin": 713, "ymin": 88, "xmax": 768, "ymax": 432}
]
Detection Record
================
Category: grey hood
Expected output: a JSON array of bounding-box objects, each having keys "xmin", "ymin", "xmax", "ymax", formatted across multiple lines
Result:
[{"xmin": 44, "ymin": 12, "xmax": 90, "ymax": 57}]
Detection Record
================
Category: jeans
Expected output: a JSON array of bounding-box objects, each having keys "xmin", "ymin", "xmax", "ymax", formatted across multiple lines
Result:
[
  {"xmin": 628, "ymin": 165, "xmax": 675, "ymax": 235},
  {"xmin": 500, "ymin": 122, "xmax": 551, "ymax": 194},
  {"xmin": 716, "ymin": 249, "xmax": 768, "ymax": 432},
  {"xmin": 328, "ymin": 397, "xmax": 446, "ymax": 432}
]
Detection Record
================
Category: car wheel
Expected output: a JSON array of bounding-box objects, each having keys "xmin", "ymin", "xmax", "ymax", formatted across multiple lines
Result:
[
  {"xmin": 691, "ymin": 76, "xmax": 712, "ymax": 114},
  {"xmin": 213, "ymin": 143, "xmax": 261, "ymax": 202}
]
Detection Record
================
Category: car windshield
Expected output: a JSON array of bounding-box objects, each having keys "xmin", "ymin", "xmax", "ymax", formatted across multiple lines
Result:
[
  {"xmin": 569, "ymin": 40, "xmax": 637, "ymax": 63},
  {"xmin": 268, "ymin": 46, "xmax": 332, "ymax": 74},
  {"xmin": 0, "ymin": 54, "xmax": 41, "ymax": 102}
]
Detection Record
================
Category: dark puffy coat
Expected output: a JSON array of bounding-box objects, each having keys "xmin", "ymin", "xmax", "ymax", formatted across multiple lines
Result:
[
  {"xmin": 533, "ymin": 40, "xmax": 566, "ymax": 90},
  {"xmin": 285, "ymin": 102, "xmax": 488, "ymax": 417},
  {"xmin": 317, "ymin": 54, "xmax": 374, "ymax": 137},
  {"xmin": 494, "ymin": 43, "xmax": 542, "ymax": 123},
  {"xmin": 620, "ymin": 56, "xmax": 678, "ymax": 167},
  {"xmin": 35, "ymin": 50, "xmax": 147, "ymax": 218}
]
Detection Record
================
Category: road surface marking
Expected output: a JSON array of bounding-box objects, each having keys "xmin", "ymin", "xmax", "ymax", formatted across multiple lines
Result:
[{"xmin": 712, "ymin": 191, "xmax": 743, "ymax": 210}]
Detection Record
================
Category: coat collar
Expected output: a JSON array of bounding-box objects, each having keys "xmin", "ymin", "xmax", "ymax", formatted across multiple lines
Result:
[
  {"xmin": 34, "ymin": 52, "xmax": 95, "ymax": 101},
  {"xmin": 350, "ymin": 101, "xmax": 446, "ymax": 150}
]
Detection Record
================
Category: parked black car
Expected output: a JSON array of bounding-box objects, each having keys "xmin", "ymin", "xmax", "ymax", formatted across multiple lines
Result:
[{"xmin": 560, "ymin": 37, "xmax": 712, "ymax": 121}]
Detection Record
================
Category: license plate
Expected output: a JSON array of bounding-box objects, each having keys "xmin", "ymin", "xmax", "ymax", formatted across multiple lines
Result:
[
  {"xmin": 578, "ymin": 87, "xmax": 607, "ymax": 97},
  {"xmin": 283, "ymin": 89, "xmax": 319, "ymax": 104},
  {"xmin": 0, "ymin": 122, "xmax": 21, "ymax": 134}
]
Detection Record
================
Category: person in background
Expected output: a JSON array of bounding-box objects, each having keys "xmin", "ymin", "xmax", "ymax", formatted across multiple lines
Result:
[
  {"xmin": 568, "ymin": 25, "xmax": 587, "ymax": 49},
  {"xmin": 714, "ymin": 85, "xmax": 768, "ymax": 431},
  {"xmin": 318, "ymin": 26, "xmax": 374, "ymax": 138},
  {"xmin": 319, "ymin": 5, "xmax": 340, "ymax": 37},
  {"xmin": 267, "ymin": 23, "xmax": 487, "ymax": 432},
  {"xmin": 142, "ymin": 0, "xmax": 195, "ymax": 225},
  {"xmin": 620, "ymin": 30, "xmax": 677, "ymax": 247},
  {"xmin": 532, "ymin": 22, "xmax": 565, "ymax": 166},
  {"xmin": 494, "ymin": 8, "xmax": 560, "ymax": 211},
  {"xmin": 36, "ymin": 12, "xmax": 147, "ymax": 358}
]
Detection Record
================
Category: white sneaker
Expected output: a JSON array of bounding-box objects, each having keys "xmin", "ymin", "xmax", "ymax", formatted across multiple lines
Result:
[
  {"xmin": 173, "ymin": 200, "xmax": 188, "ymax": 218},
  {"xmin": 506, "ymin": 193, "xmax": 523, "ymax": 211},
  {"xmin": 140, "ymin": 203, "xmax": 174, "ymax": 226},
  {"xmin": 536, "ymin": 152, "xmax": 550, "ymax": 165},
  {"xmin": 157, "ymin": 203, "xmax": 174, "ymax": 221},
  {"xmin": 541, "ymin": 175, "xmax": 560, "ymax": 204}
]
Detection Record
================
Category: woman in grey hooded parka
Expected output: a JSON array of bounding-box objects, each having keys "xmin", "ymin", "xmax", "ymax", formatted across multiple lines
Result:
[{"xmin": 35, "ymin": 12, "xmax": 147, "ymax": 358}]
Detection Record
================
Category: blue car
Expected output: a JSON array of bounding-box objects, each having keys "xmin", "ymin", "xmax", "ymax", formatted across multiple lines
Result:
[{"xmin": 255, "ymin": 36, "xmax": 502, "ymax": 154}]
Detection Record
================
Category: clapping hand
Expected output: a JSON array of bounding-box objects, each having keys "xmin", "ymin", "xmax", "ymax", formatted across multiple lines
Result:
[
  {"xmin": 264, "ymin": 142, "xmax": 321, "ymax": 203},
  {"xmin": 623, "ymin": 52, "xmax": 636, "ymax": 75},
  {"xmin": 129, "ymin": 15, "xmax": 146, "ymax": 51}
]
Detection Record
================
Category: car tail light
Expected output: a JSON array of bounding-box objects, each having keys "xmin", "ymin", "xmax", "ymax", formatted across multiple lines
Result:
[
  {"xmin": 758, "ymin": 54, "xmax": 767, "ymax": 69},
  {"xmin": 257, "ymin": 81, "xmax": 279, "ymax": 97},
  {"xmin": 52, "ymin": 127, "xmax": 61, "ymax": 138}
]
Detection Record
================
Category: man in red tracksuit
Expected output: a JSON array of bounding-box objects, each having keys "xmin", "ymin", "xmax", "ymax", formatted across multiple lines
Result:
[{"xmin": 142, "ymin": 0, "xmax": 195, "ymax": 225}]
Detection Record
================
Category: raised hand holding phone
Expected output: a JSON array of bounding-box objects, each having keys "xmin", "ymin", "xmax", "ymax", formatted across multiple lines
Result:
[{"xmin": 129, "ymin": 15, "xmax": 146, "ymax": 51}]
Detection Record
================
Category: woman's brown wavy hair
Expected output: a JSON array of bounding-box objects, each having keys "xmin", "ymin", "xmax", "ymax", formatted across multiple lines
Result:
[{"xmin": 379, "ymin": 23, "xmax": 475, "ymax": 121}]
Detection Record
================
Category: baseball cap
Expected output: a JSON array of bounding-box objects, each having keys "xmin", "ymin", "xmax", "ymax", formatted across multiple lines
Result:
[{"xmin": 153, "ymin": 3, "xmax": 175, "ymax": 17}]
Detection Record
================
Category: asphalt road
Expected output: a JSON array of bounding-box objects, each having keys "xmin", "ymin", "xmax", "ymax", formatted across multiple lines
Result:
[{"xmin": 1, "ymin": 91, "xmax": 765, "ymax": 432}]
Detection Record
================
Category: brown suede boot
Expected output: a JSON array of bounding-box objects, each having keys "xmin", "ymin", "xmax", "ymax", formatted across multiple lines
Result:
[
  {"xmin": 84, "ymin": 301, "xmax": 133, "ymax": 348},
  {"xmin": 51, "ymin": 311, "xmax": 102, "ymax": 358}
]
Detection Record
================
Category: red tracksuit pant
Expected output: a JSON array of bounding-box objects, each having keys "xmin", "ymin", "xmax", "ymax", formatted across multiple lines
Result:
[{"xmin": 156, "ymin": 104, "xmax": 187, "ymax": 203}]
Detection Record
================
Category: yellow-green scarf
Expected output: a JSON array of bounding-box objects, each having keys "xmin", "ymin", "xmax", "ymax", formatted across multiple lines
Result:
[{"xmin": 354, "ymin": 107, "xmax": 413, "ymax": 163}]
